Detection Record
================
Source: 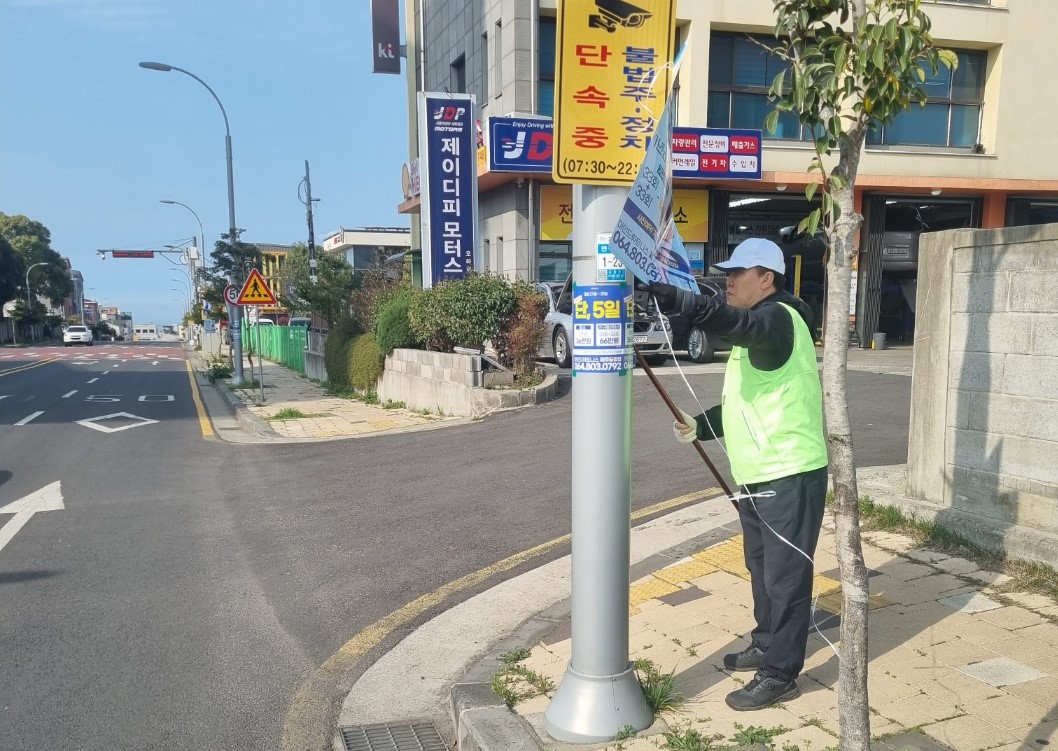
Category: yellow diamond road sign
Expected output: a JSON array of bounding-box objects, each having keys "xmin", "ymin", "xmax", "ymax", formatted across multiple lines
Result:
[
  {"xmin": 552, "ymin": 0, "xmax": 675, "ymax": 185},
  {"xmin": 236, "ymin": 268, "xmax": 277, "ymax": 306}
]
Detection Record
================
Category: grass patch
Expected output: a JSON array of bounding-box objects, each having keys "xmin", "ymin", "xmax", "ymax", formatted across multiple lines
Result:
[
  {"xmin": 490, "ymin": 651, "xmax": 554, "ymax": 709},
  {"xmin": 663, "ymin": 726, "xmax": 724, "ymax": 751},
  {"xmin": 856, "ymin": 496, "xmax": 1058, "ymax": 601},
  {"xmin": 634, "ymin": 659, "xmax": 684, "ymax": 716},
  {"xmin": 382, "ymin": 399, "xmax": 406, "ymax": 410},
  {"xmin": 730, "ymin": 723, "xmax": 790, "ymax": 746},
  {"xmin": 228, "ymin": 379, "xmax": 263, "ymax": 390},
  {"xmin": 612, "ymin": 724, "xmax": 636, "ymax": 742},
  {"xmin": 267, "ymin": 408, "xmax": 323, "ymax": 421}
]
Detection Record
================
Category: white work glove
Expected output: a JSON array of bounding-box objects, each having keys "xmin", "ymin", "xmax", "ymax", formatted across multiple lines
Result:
[{"xmin": 673, "ymin": 408, "xmax": 698, "ymax": 444}]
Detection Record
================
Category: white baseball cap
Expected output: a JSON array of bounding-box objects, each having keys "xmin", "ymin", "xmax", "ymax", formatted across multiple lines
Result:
[{"xmin": 711, "ymin": 238, "xmax": 786, "ymax": 275}]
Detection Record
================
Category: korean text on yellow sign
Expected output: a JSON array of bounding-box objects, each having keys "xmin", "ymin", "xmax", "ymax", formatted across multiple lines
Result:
[{"xmin": 552, "ymin": 0, "xmax": 675, "ymax": 186}]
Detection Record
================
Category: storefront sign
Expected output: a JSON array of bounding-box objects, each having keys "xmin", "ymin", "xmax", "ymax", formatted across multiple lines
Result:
[
  {"xmin": 552, "ymin": 0, "xmax": 676, "ymax": 185},
  {"xmin": 540, "ymin": 184, "xmax": 574, "ymax": 241},
  {"xmin": 489, "ymin": 117, "xmax": 553, "ymax": 173},
  {"xmin": 571, "ymin": 283, "xmax": 633, "ymax": 374},
  {"xmin": 418, "ymin": 92, "xmax": 478, "ymax": 287},
  {"xmin": 672, "ymin": 188, "xmax": 708, "ymax": 242},
  {"xmin": 672, "ymin": 128, "xmax": 762, "ymax": 180}
]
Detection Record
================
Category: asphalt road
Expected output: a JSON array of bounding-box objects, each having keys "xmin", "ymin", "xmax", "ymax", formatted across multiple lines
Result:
[{"xmin": 0, "ymin": 344, "xmax": 912, "ymax": 751}]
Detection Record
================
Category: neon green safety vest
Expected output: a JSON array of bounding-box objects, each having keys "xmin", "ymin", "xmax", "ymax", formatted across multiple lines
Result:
[{"xmin": 722, "ymin": 302, "xmax": 828, "ymax": 486}]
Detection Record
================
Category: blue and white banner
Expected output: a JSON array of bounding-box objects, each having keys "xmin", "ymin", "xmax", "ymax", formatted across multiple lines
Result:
[
  {"xmin": 418, "ymin": 92, "xmax": 478, "ymax": 287},
  {"xmin": 609, "ymin": 98, "xmax": 698, "ymax": 291},
  {"xmin": 571, "ymin": 283, "xmax": 634, "ymax": 375},
  {"xmin": 488, "ymin": 117, "xmax": 553, "ymax": 173}
]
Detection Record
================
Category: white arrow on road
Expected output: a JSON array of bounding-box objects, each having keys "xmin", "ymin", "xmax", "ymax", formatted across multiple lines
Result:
[{"xmin": 0, "ymin": 481, "xmax": 64, "ymax": 555}]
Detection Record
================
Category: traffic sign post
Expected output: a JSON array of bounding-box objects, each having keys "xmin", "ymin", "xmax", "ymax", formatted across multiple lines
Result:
[
  {"xmin": 235, "ymin": 269, "xmax": 275, "ymax": 401},
  {"xmin": 545, "ymin": 0, "xmax": 675, "ymax": 743},
  {"xmin": 224, "ymin": 284, "xmax": 240, "ymax": 307}
]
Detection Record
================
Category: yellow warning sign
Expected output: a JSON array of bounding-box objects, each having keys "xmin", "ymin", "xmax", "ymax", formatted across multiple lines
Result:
[{"xmin": 236, "ymin": 268, "xmax": 277, "ymax": 306}]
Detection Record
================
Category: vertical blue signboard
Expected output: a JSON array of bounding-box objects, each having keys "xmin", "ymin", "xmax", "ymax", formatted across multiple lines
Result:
[{"xmin": 418, "ymin": 92, "xmax": 478, "ymax": 287}]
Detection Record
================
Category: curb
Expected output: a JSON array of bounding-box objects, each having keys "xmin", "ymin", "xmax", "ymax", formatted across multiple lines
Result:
[{"xmin": 187, "ymin": 350, "xmax": 278, "ymax": 440}]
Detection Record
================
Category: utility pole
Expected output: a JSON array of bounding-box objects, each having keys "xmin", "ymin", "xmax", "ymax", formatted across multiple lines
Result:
[{"xmin": 302, "ymin": 160, "xmax": 318, "ymax": 284}]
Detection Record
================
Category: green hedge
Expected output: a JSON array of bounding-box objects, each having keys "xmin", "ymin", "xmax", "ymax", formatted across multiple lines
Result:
[
  {"xmin": 324, "ymin": 317, "xmax": 360, "ymax": 389},
  {"xmin": 348, "ymin": 333, "xmax": 384, "ymax": 391},
  {"xmin": 408, "ymin": 274, "xmax": 517, "ymax": 351},
  {"xmin": 374, "ymin": 290, "xmax": 420, "ymax": 354}
]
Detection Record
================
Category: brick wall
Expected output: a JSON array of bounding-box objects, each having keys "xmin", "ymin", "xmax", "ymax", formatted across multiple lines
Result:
[{"xmin": 907, "ymin": 223, "xmax": 1058, "ymax": 562}]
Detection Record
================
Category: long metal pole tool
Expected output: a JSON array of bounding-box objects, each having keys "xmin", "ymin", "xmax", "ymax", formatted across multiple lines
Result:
[{"xmin": 634, "ymin": 347, "xmax": 737, "ymax": 506}]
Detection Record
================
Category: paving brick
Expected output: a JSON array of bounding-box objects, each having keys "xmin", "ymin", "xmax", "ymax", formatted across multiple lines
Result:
[
  {"xmin": 938, "ymin": 591, "xmax": 1004, "ymax": 614},
  {"xmin": 922, "ymin": 713, "xmax": 1018, "ymax": 751},
  {"xmin": 963, "ymin": 693, "xmax": 1056, "ymax": 731},
  {"xmin": 1000, "ymin": 674, "xmax": 1058, "ymax": 711},
  {"xmin": 918, "ymin": 672, "xmax": 1004, "ymax": 706},
  {"xmin": 924, "ymin": 637, "xmax": 1002, "ymax": 667},
  {"xmin": 867, "ymin": 672, "xmax": 922, "ymax": 705},
  {"xmin": 769, "ymin": 723, "xmax": 838, "ymax": 751},
  {"xmin": 977, "ymin": 606, "xmax": 1048, "ymax": 631},
  {"xmin": 958, "ymin": 657, "xmax": 1048, "ymax": 687},
  {"xmin": 1018, "ymin": 623, "xmax": 1058, "ymax": 647},
  {"xmin": 877, "ymin": 692, "xmax": 962, "ymax": 727}
]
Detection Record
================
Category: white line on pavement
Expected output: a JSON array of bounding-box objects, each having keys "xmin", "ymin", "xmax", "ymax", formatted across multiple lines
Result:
[
  {"xmin": 62, "ymin": 390, "xmax": 77, "ymax": 399},
  {"xmin": 102, "ymin": 371, "xmax": 110, "ymax": 375},
  {"xmin": 87, "ymin": 378, "xmax": 98, "ymax": 384},
  {"xmin": 14, "ymin": 411, "xmax": 44, "ymax": 426}
]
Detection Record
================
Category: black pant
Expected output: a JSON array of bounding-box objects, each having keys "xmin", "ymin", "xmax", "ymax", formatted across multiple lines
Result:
[{"xmin": 739, "ymin": 466, "xmax": 827, "ymax": 682}]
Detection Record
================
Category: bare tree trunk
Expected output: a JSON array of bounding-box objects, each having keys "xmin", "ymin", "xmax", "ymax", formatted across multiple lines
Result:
[{"xmin": 824, "ymin": 134, "xmax": 871, "ymax": 751}]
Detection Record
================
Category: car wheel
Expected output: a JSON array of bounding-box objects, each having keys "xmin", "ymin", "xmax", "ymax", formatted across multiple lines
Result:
[
  {"xmin": 64, "ymin": 343, "xmax": 70, "ymax": 347},
  {"xmin": 687, "ymin": 327, "xmax": 714, "ymax": 363},
  {"xmin": 553, "ymin": 328, "xmax": 572, "ymax": 369},
  {"xmin": 87, "ymin": 341, "xmax": 93, "ymax": 347}
]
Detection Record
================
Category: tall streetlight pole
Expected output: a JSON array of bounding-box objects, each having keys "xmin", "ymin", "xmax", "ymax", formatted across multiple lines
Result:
[
  {"xmin": 25, "ymin": 262, "xmax": 48, "ymax": 342},
  {"xmin": 140, "ymin": 61, "xmax": 244, "ymax": 383},
  {"xmin": 159, "ymin": 199, "xmax": 205, "ymax": 272}
]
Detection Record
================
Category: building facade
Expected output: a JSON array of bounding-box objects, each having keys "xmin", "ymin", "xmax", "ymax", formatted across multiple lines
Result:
[
  {"xmin": 399, "ymin": 0, "xmax": 1058, "ymax": 343},
  {"xmin": 321, "ymin": 226, "xmax": 412, "ymax": 270}
]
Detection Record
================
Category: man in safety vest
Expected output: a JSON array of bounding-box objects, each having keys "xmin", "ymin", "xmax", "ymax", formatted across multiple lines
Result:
[{"xmin": 649, "ymin": 238, "xmax": 828, "ymax": 711}]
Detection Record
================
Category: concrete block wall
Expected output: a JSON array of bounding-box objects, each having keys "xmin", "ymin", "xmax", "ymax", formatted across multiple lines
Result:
[
  {"xmin": 908, "ymin": 223, "xmax": 1058, "ymax": 563},
  {"xmin": 378, "ymin": 348, "xmax": 555, "ymax": 418}
]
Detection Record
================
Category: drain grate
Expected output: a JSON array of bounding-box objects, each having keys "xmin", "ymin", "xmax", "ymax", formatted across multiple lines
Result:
[{"xmin": 339, "ymin": 723, "xmax": 447, "ymax": 751}]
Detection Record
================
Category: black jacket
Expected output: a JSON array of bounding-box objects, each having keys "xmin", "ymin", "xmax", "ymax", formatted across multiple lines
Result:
[{"xmin": 686, "ymin": 289, "xmax": 816, "ymax": 439}]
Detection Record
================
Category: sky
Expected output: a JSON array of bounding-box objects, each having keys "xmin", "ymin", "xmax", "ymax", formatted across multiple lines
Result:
[{"xmin": 0, "ymin": 0, "xmax": 412, "ymax": 325}]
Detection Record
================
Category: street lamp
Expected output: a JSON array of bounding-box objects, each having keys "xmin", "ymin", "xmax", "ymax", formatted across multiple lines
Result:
[
  {"xmin": 140, "ymin": 61, "xmax": 244, "ymax": 383},
  {"xmin": 25, "ymin": 262, "xmax": 48, "ymax": 342},
  {"xmin": 159, "ymin": 199, "xmax": 206, "ymax": 272}
]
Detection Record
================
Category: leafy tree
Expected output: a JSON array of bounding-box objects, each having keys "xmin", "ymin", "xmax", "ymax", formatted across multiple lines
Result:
[
  {"xmin": 0, "ymin": 234, "xmax": 24, "ymax": 314},
  {"xmin": 277, "ymin": 241, "xmax": 357, "ymax": 327},
  {"xmin": 765, "ymin": 2, "xmax": 953, "ymax": 748},
  {"xmin": 0, "ymin": 213, "xmax": 72, "ymax": 306},
  {"xmin": 200, "ymin": 230, "xmax": 262, "ymax": 322}
]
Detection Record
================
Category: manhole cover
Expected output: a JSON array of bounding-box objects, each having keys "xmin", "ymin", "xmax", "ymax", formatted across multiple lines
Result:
[{"xmin": 339, "ymin": 723, "xmax": 447, "ymax": 751}]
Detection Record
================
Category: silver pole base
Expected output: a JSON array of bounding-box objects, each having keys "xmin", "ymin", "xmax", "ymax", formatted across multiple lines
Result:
[{"xmin": 544, "ymin": 662, "xmax": 652, "ymax": 743}]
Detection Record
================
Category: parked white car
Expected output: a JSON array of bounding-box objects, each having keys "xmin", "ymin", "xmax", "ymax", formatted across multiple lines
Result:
[
  {"xmin": 536, "ymin": 275, "xmax": 671, "ymax": 369},
  {"xmin": 63, "ymin": 325, "xmax": 93, "ymax": 346}
]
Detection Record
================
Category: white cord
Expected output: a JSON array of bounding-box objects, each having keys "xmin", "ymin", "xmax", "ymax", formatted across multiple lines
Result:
[{"xmin": 651, "ymin": 294, "xmax": 841, "ymax": 664}]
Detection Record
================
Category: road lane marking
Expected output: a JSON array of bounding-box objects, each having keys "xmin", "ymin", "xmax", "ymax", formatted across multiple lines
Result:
[
  {"xmin": 0, "ymin": 481, "xmax": 64, "ymax": 555},
  {"xmin": 77, "ymin": 412, "xmax": 159, "ymax": 433},
  {"xmin": 102, "ymin": 371, "xmax": 110, "ymax": 375},
  {"xmin": 62, "ymin": 390, "xmax": 77, "ymax": 399},
  {"xmin": 279, "ymin": 486, "xmax": 723, "ymax": 751},
  {"xmin": 184, "ymin": 361, "xmax": 214, "ymax": 437},
  {"xmin": 14, "ymin": 411, "xmax": 44, "ymax": 426},
  {"xmin": 87, "ymin": 378, "xmax": 99, "ymax": 383},
  {"xmin": 0, "ymin": 358, "xmax": 58, "ymax": 379}
]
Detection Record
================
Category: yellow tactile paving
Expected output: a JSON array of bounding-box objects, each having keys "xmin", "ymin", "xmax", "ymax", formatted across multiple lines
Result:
[
  {"xmin": 652, "ymin": 558, "xmax": 720, "ymax": 586},
  {"xmin": 694, "ymin": 536, "xmax": 751, "ymax": 577},
  {"xmin": 629, "ymin": 578, "xmax": 680, "ymax": 607}
]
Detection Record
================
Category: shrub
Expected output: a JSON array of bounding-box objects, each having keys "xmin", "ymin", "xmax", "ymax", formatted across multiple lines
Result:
[
  {"xmin": 324, "ymin": 317, "xmax": 360, "ymax": 389},
  {"xmin": 348, "ymin": 332, "xmax": 384, "ymax": 391},
  {"xmin": 409, "ymin": 273, "xmax": 517, "ymax": 352},
  {"xmin": 375, "ymin": 289, "xmax": 421, "ymax": 354},
  {"xmin": 496, "ymin": 281, "xmax": 548, "ymax": 378},
  {"xmin": 349, "ymin": 269, "xmax": 405, "ymax": 334}
]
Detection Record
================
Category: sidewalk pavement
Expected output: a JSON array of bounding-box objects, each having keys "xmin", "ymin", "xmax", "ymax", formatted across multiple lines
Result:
[
  {"xmin": 336, "ymin": 464, "xmax": 1058, "ymax": 751},
  {"xmin": 190, "ymin": 352, "xmax": 463, "ymax": 441}
]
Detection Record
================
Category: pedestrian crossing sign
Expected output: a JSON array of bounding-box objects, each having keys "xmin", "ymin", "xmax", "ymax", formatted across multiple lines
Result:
[{"xmin": 236, "ymin": 268, "xmax": 277, "ymax": 306}]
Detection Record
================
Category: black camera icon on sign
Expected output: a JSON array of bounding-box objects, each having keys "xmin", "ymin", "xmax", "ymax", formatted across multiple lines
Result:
[{"xmin": 589, "ymin": 0, "xmax": 653, "ymax": 32}]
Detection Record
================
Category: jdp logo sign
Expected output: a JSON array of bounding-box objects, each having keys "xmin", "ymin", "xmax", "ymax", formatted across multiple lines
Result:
[
  {"xmin": 488, "ymin": 117, "xmax": 553, "ymax": 173},
  {"xmin": 418, "ymin": 92, "xmax": 478, "ymax": 287}
]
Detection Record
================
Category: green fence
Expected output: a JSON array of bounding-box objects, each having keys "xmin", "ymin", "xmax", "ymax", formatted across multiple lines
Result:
[{"xmin": 244, "ymin": 325, "xmax": 308, "ymax": 373}]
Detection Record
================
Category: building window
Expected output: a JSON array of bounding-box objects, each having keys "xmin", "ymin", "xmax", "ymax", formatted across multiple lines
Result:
[
  {"xmin": 868, "ymin": 50, "xmax": 986, "ymax": 148},
  {"xmin": 538, "ymin": 243, "xmax": 571, "ymax": 282},
  {"xmin": 451, "ymin": 54, "xmax": 466, "ymax": 94},
  {"xmin": 481, "ymin": 32, "xmax": 489, "ymax": 102},
  {"xmin": 493, "ymin": 21, "xmax": 503, "ymax": 97},
  {"xmin": 707, "ymin": 33, "xmax": 807, "ymax": 140},
  {"xmin": 538, "ymin": 16, "xmax": 556, "ymax": 117}
]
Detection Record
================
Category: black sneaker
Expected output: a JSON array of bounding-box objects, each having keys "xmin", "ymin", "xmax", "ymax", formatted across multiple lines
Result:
[
  {"xmin": 725, "ymin": 671, "xmax": 800, "ymax": 711},
  {"xmin": 722, "ymin": 644, "xmax": 766, "ymax": 672}
]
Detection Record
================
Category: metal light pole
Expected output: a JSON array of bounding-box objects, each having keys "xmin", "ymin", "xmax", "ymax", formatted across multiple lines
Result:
[
  {"xmin": 25, "ymin": 262, "xmax": 47, "ymax": 342},
  {"xmin": 159, "ymin": 199, "xmax": 205, "ymax": 272},
  {"xmin": 140, "ymin": 61, "xmax": 244, "ymax": 383}
]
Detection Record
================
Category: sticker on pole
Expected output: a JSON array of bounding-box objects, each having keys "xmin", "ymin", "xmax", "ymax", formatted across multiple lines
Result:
[
  {"xmin": 236, "ymin": 269, "xmax": 277, "ymax": 306},
  {"xmin": 571, "ymin": 284, "xmax": 633, "ymax": 375},
  {"xmin": 596, "ymin": 233, "xmax": 626, "ymax": 283}
]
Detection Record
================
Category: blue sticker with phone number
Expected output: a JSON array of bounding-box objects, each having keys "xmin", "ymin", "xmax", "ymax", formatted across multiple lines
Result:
[{"xmin": 571, "ymin": 283, "xmax": 633, "ymax": 375}]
